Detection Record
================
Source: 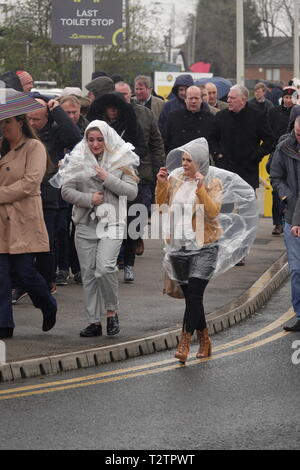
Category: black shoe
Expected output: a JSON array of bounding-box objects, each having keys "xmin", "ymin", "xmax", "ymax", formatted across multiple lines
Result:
[
  {"xmin": 56, "ymin": 270, "xmax": 69, "ymax": 286},
  {"xmin": 135, "ymin": 238, "xmax": 144, "ymax": 256},
  {"xmin": 0, "ymin": 327, "xmax": 14, "ymax": 339},
  {"xmin": 42, "ymin": 309, "xmax": 57, "ymax": 332},
  {"xmin": 80, "ymin": 323, "xmax": 102, "ymax": 337},
  {"xmin": 283, "ymin": 319, "xmax": 300, "ymax": 332},
  {"xmin": 12, "ymin": 288, "xmax": 28, "ymax": 304},
  {"xmin": 235, "ymin": 258, "xmax": 245, "ymax": 266},
  {"xmin": 107, "ymin": 314, "xmax": 120, "ymax": 336},
  {"xmin": 73, "ymin": 271, "xmax": 83, "ymax": 285}
]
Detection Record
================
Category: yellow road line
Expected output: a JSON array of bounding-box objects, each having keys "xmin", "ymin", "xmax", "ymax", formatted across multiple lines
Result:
[
  {"xmin": 213, "ymin": 308, "xmax": 294, "ymax": 352},
  {"xmin": 0, "ymin": 330, "xmax": 290, "ymax": 401},
  {"xmin": 0, "ymin": 309, "xmax": 293, "ymax": 397}
]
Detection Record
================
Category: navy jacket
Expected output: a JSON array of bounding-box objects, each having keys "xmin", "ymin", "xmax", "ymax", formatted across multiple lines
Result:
[{"xmin": 158, "ymin": 74, "xmax": 194, "ymax": 133}]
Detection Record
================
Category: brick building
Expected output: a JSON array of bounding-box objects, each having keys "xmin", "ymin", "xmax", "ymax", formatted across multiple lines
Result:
[{"xmin": 245, "ymin": 37, "xmax": 298, "ymax": 85}]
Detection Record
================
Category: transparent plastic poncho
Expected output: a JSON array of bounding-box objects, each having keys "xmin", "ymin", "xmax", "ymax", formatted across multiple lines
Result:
[
  {"xmin": 49, "ymin": 119, "xmax": 140, "ymax": 188},
  {"xmin": 160, "ymin": 138, "xmax": 258, "ymax": 282}
]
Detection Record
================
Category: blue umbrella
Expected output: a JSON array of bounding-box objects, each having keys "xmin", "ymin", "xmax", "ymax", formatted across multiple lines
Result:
[{"xmin": 194, "ymin": 77, "xmax": 232, "ymax": 100}]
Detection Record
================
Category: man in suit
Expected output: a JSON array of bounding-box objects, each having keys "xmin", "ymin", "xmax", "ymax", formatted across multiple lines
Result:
[
  {"xmin": 205, "ymin": 82, "xmax": 229, "ymax": 111},
  {"xmin": 133, "ymin": 75, "xmax": 165, "ymax": 122}
]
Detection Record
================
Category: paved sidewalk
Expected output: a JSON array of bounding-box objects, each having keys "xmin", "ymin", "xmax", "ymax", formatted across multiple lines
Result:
[{"xmin": 2, "ymin": 215, "xmax": 287, "ymax": 367}]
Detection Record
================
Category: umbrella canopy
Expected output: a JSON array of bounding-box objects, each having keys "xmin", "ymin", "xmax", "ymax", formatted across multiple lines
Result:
[
  {"xmin": 0, "ymin": 88, "xmax": 45, "ymax": 120},
  {"xmin": 194, "ymin": 77, "xmax": 232, "ymax": 100}
]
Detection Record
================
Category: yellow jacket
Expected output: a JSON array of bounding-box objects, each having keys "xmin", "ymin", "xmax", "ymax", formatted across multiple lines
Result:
[{"xmin": 155, "ymin": 175, "xmax": 223, "ymax": 246}]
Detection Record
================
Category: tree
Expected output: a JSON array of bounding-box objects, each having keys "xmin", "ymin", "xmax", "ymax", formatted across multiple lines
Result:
[
  {"xmin": 0, "ymin": 0, "xmax": 165, "ymax": 87},
  {"xmin": 0, "ymin": 0, "xmax": 81, "ymax": 86},
  {"xmin": 94, "ymin": 2, "xmax": 166, "ymax": 84},
  {"xmin": 255, "ymin": 0, "xmax": 294, "ymax": 39},
  {"xmin": 193, "ymin": 0, "xmax": 264, "ymax": 77}
]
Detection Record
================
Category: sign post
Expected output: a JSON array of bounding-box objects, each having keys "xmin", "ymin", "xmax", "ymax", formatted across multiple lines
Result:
[
  {"xmin": 51, "ymin": 0, "xmax": 123, "ymax": 90},
  {"xmin": 82, "ymin": 45, "xmax": 95, "ymax": 92}
]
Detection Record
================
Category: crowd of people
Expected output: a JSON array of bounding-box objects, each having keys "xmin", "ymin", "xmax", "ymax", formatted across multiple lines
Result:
[{"xmin": 1, "ymin": 68, "xmax": 300, "ymax": 362}]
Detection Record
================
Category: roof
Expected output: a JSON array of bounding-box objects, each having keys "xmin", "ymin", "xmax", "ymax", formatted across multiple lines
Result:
[{"xmin": 246, "ymin": 37, "xmax": 295, "ymax": 67}]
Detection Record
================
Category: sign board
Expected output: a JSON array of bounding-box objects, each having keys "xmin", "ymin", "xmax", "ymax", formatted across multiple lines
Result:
[
  {"xmin": 154, "ymin": 71, "xmax": 213, "ymax": 101},
  {"xmin": 51, "ymin": 0, "xmax": 123, "ymax": 46}
]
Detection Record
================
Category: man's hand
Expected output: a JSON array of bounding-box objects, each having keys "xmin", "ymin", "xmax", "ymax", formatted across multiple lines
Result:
[
  {"xmin": 157, "ymin": 167, "xmax": 168, "ymax": 183},
  {"xmin": 91, "ymin": 191, "xmax": 104, "ymax": 206},
  {"xmin": 291, "ymin": 225, "xmax": 300, "ymax": 237},
  {"xmin": 48, "ymin": 99, "xmax": 60, "ymax": 111}
]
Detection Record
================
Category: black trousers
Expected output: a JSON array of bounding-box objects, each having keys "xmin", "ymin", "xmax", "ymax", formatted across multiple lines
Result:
[{"xmin": 180, "ymin": 277, "xmax": 209, "ymax": 334}]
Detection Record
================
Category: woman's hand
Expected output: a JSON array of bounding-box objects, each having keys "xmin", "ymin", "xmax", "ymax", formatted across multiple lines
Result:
[
  {"xmin": 157, "ymin": 167, "xmax": 168, "ymax": 183},
  {"xmin": 91, "ymin": 191, "xmax": 104, "ymax": 206},
  {"xmin": 95, "ymin": 165, "xmax": 108, "ymax": 181},
  {"xmin": 195, "ymin": 171, "xmax": 205, "ymax": 188}
]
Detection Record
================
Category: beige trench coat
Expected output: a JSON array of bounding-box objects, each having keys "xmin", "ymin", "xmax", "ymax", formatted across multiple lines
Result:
[{"xmin": 0, "ymin": 137, "xmax": 49, "ymax": 254}]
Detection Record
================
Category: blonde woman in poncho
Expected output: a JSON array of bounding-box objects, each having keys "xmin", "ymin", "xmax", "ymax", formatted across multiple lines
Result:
[{"xmin": 156, "ymin": 138, "xmax": 223, "ymax": 363}]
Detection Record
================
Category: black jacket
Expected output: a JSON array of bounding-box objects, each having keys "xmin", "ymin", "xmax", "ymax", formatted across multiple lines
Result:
[
  {"xmin": 248, "ymin": 98, "xmax": 274, "ymax": 115},
  {"xmin": 270, "ymin": 131, "xmax": 300, "ymax": 225},
  {"xmin": 131, "ymin": 101, "xmax": 165, "ymax": 183},
  {"xmin": 158, "ymin": 74, "xmax": 194, "ymax": 133},
  {"xmin": 163, "ymin": 103, "xmax": 215, "ymax": 154},
  {"xmin": 210, "ymin": 104, "xmax": 275, "ymax": 189},
  {"xmin": 39, "ymin": 106, "xmax": 82, "ymax": 209},
  {"xmin": 87, "ymin": 92, "xmax": 147, "ymax": 165},
  {"xmin": 269, "ymin": 105, "xmax": 293, "ymax": 145},
  {"xmin": 0, "ymin": 71, "xmax": 23, "ymax": 91}
]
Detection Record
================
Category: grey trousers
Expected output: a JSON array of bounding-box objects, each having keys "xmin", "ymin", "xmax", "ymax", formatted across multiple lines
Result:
[{"xmin": 75, "ymin": 222, "xmax": 123, "ymax": 324}]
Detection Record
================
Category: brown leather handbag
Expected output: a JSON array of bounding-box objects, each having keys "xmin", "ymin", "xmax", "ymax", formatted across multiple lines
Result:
[{"xmin": 163, "ymin": 273, "xmax": 184, "ymax": 299}]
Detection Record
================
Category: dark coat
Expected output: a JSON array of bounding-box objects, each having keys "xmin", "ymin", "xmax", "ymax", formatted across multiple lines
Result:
[
  {"xmin": 287, "ymin": 104, "xmax": 300, "ymax": 132},
  {"xmin": 266, "ymin": 86, "xmax": 283, "ymax": 106},
  {"xmin": 131, "ymin": 101, "xmax": 165, "ymax": 183},
  {"xmin": 210, "ymin": 104, "xmax": 275, "ymax": 189},
  {"xmin": 77, "ymin": 114, "xmax": 89, "ymax": 136},
  {"xmin": 158, "ymin": 74, "xmax": 194, "ymax": 133},
  {"xmin": 0, "ymin": 71, "xmax": 23, "ymax": 91},
  {"xmin": 266, "ymin": 105, "xmax": 294, "ymax": 174},
  {"xmin": 270, "ymin": 132, "xmax": 300, "ymax": 225},
  {"xmin": 269, "ymin": 105, "xmax": 293, "ymax": 144},
  {"xmin": 163, "ymin": 103, "xmax": 215, "ymax": 154},
  {"xmin": 87, "ymin": 92, "xmax": 147, "ymax": 163},
  {"xmin": 248, "ymin": 98, "xmax": 274, "ymax": 115},
  {"xmin": 39, "ymin": 106, "xmax": 82, "ymax": 209}
]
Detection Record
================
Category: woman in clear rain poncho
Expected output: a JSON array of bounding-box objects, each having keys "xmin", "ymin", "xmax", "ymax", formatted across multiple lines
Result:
[
  {"xmin": 56, "ymin": 120, "xmax": 139, "ymax": 337},
  {"xmin": 155, "ymin": 138, "xmax": 258, "ymax": 364}
]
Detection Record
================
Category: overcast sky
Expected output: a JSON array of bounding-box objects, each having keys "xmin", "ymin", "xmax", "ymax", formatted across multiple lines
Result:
[{"xmin": 136, "ymin": 0, "xmax": 198, "ymax": 45}]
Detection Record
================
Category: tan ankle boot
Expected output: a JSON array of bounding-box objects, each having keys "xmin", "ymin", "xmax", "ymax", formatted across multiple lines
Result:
[
  {"xmin": 196, "ymin": 328, "xmax": 212, "ymax": 359},
  {"xmin": 175, "ymin": 331, "xmax": 192, "ymax": 363}
]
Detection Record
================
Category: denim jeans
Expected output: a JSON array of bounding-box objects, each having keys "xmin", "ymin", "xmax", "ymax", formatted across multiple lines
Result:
[
  {"xmin": 0, "ymin": 253, "xmax": 57, "ymax": 329},
  {"xmin": 284, "ymin": 223, "xmax": 300, "ymax": 318}
]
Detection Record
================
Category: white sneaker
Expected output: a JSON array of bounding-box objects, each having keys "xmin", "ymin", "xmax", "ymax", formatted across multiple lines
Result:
[{"xmin": 124, "ymin": 265, "xmax": 134, "ymax": 282}]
